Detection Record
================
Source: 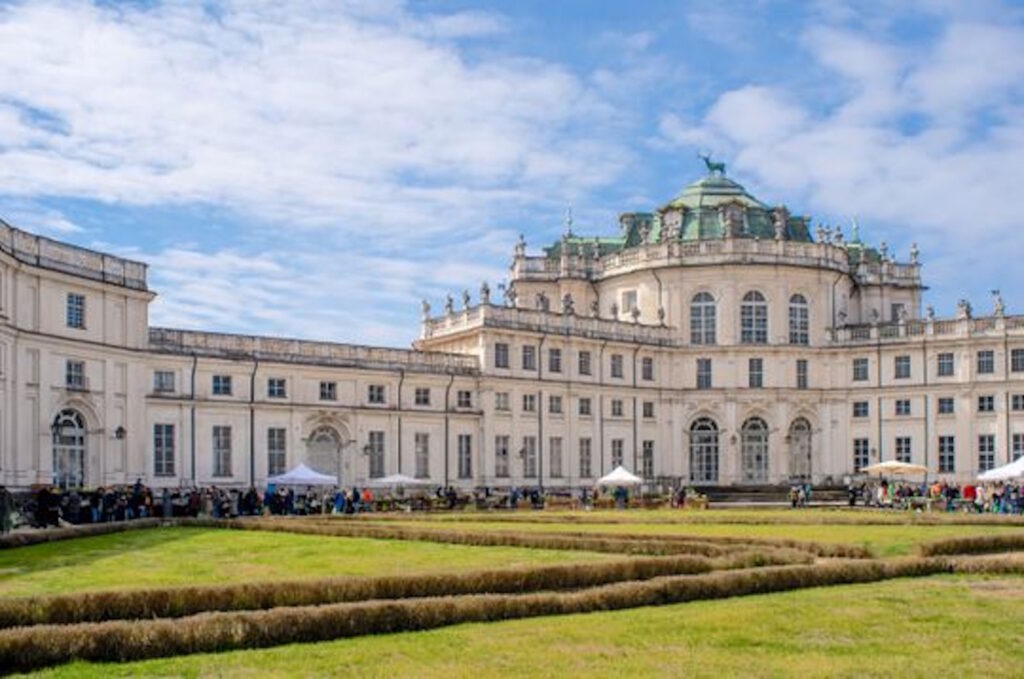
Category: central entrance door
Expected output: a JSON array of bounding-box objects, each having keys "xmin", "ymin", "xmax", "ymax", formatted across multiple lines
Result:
[{"xmin": 52, "ymin": 409, "xmax": 86, "ymax": 490}]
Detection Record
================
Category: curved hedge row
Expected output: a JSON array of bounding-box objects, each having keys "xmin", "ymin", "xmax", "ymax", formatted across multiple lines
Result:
[
  {"xmin": 0, "ymin": 558, "xmax": 959, "ymax": 674},
  {"xmin": 0, "ymin": 550, "xmax": 810, "ymax": 629}
]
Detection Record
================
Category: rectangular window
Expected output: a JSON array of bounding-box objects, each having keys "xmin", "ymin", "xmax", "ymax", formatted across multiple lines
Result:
[
  {"xmin": 1012, "ymin": 348, "xmax": 1024, "ymax": 373},
  {"xmin": 66, "ymin": 293, "xmax": 85, "ymax": 329},
  {"xmin": 522, "ymin": 346, "xmax": 536, "ymax": 371},
  {"xmin": 212, "ymin": 375, "xmax": 232, "ymax": 396},
  {"xmin": 796, "ymin": 359, "xmax": 808, "ymax": 390},
  {"xmin": 494, "ymin": 435, "xmax": 510, "ymax": 478},
  {"xmin": 748, "ymin": 358, "xmax": 763, "ymax": 388},
  {"xmin": 522, "ymin": 436, "xmax": 537, "ymax": 477},
  {"xmin": 368, "ymin": 384, "xmax": 385, "ymax": 404},
  {"xmin": 937, "ymin": 353, "xmax": 954, "ymax": 377},
  {"xmin": 641, "ymin": 357, "xmax": 654, "ymax": 381},
  {"xmin": 522, "ymin": 393, "xmax": 536, "ymax": 412},
  {"xmin": 549, "ymin": 437, "xmax": 563, "ymax": 478},
  {"xmin": 610, "ymin": 354, "xmax": 624, "ymax": 379},
  {"xmin": 153, "ymin": 370, "xmax": 175, "ymax": 393},
  {"xmin": 789, "ymin": 300, "xmax": 809, "ymax": 345},
  {"xmin": 549, "ymin": 395, "xmax": 563, "ymax": 414},
  {"xmin": 642, "ymin": 401, "xmax": 654, "ymax": 419},
  {"xmin": 978, "ymin": 395, "xmax": 995, "ymax": 413},
  {"xmin": 611, "ymin": 438, "xmax": 624, "ymax": 468},
  {"xmin": 977, "ymin": 350, "xmax": 995, "ymax": 375},
  {"xmin": 495, "ymin": 392, "xmax": 510, "ymax": 411},
  {"xmin": 66, "ymin": 360, "xmax": 85, "ymax": 390},
  {"xmin": 1013, "ymin": 433, "xmax": 1024, "ymax": 462},
  {"xmin": 697, "ymin": 358, "xmax": 712, "ymax": 390},
  {"xmin": 579, "ymin": 437, "xmax": 592, "ymax": 478},
  {"xmin": 938, "ymin": 397, "xmax": 955, "ymax": 415},
  {"xmin": 578, "ymin": 397, "xmax": 592, "ymax": 416},
  {"xmin": 154, "ymin": 424, "xmax": 175, "ymax": 477},
  {"xmin": 978, "ymin": 434, "xmax": 995, "ymax": 472},
  {"xmin": 853, "ymin": 438, "xmax": 870, "ymax": 472},
  {"xmin": 611, "ymin": 399, "xmax": 624, "ymax": 417},
  {"xmin": 621, "ymin": 290, "xmax": 638, "ymax": 314},
  {"xmin": 894, "ymin": 355, "xmax": 911, "ymax": 379},
  {"xmin": 578, "ymin": 350, "xmax": 592, "ymax": 376},
  {"xmin": 548, "ymin": 348, "xmax": 562, "ymax": 374},
  {"xmin": 368, "ymin": 430, "xmax": 385, "ymax": 478},
  {"xmin": 213, "ymin": 425, "xmax": 232, "ymax": 477},
  {"xmin": 457, "ymin": 390, "xmax": 472, "ymax": 408},
  {"xmin": 642, "ymin": 440, "xmax": 654, "ymax": 478},
  {"xmin": 415, "ymin": 387, "xmax": 431, "ymax": 406},
  {"xmin": 939, "ymin": 435, "xmax": 956, "ymax": 473},
  {"xmin": 319, "ymin": 381, "xmax": 336, "ymax": 401},
  {"xmin": 853, "ymin": 401, "xmax": 869, "ymax": 418},
  {"xmin": 267, "ymin": 427, "xmax": 286, "ymax": 476},
  {"xmin": 414, "ymin": 432, "xmax": 430, "ymax": 478},
  {"xmin": 1013, "ymin": 394, "xmax": 1024, "ymax": 412},
  {"xmin": 853, "ymin": 358, "xmax": 869, "ymax": 382},
  {"xmin": 895, "ymin": 399, "xmax": 911, "ymax": 416},
  {"xmin": 268, "ymin": 378, "xmax": 287, "ymax": 399},
  {"xmin": 457, "ymin": 434, "xmax": 472, "ymax": 479},
  {"xmin": 494, "ymin": 342, "xmax": 509, "ymax": 369},
  {"xmin": 895, "ymin": 436, "xmax": 912, "ymax": 463}
]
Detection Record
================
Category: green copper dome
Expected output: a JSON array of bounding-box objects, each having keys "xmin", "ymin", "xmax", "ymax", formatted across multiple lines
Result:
[{"xmin": 665, "ymin": 175, "xmax": 766, "ymax": 210}]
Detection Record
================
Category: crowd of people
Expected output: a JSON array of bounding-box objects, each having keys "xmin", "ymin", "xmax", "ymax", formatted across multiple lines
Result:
[{"xmin": 848, "ymin": 479, "xmax": 1024, "ymax": 513}]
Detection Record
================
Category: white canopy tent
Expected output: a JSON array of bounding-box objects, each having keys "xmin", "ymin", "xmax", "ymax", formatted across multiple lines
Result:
[
  {"xmin": 365, "ymin": 473, "xmax": 434, "ymax": 489},
  {"xmin": 596, "ymin": 465, "xmax": 643, "ymax": 487},
  {"xmin": 266, "ymin": 463, "xmax": 338, "ymax": 487},
  {"xmin": 860, "ymin": 460, "xmax": 929, "ymax": 476},
  {"xmin": 978, "ymin": 456, "xmax": 1024, "ymax": 482}
]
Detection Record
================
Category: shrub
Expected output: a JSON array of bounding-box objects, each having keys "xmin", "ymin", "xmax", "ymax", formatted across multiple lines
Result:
[
  {"xmin": 0, "ymin": 519, "xmax": 163, "ymax": 550},
  {"xmin": 918, "ymin": 533, "xmax": 1024, "ymax": 557}
]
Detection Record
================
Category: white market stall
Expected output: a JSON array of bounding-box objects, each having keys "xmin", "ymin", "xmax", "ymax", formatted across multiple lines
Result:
[
  {"xmin": 596, "ymin": 465, "xmax": 643, "ymax": 487},
  {"xmin": 860, "ymin": 460, "xmax": 929, "ymax": 477},
  {"xmin": 266, "ymin": 463, "xmax": 338, "ymax": 487},
  {"xmin": 978, "ymin": 456, "xmax": 1024, "ymax": 482}
]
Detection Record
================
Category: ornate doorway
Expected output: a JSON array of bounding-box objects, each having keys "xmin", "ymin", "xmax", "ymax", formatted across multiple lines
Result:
[
  {"xmin": 52, "ymin": 409, "xmax": 86, "ymax": 490},
  {"xmin": 306, "ymin": 426, "xmax": 342, "ymax": 479},
  {"xmin": 788, "ymin": 418, "xmax": 812, "ymax": 481}
]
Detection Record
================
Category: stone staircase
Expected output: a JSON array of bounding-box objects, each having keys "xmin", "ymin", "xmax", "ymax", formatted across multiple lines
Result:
[{"xmin": 695, "ymin": 484, "xmax": 849, "ymax": 506}]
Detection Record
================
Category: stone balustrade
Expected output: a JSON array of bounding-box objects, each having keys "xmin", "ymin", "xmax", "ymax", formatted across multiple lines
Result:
[
  {"xmin": 512, "ymin": 238, "xmax": 920, "ymax": 288},
  {"xmin": 421, "ymin": 304, "xmax": 677, "ymax": 347},
  {"xmin": 828, "ymin": 315, "xmax": 1024, "ymax": 344},
  {"xmin": 149, "ymin": 327, "xmax": 479, "ymax": 374},
  {"xmin": 0, "ymin": 218, "xmax": 148, "ymax": 290}
]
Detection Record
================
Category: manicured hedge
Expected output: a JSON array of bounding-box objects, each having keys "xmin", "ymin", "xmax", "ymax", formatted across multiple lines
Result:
[
  {"xmin": 918, "ymin": 532, "xmax": 1024, "ymax": 556},
  {"xmin": 0, "ymin": 558, "xmax": 957, "ymax": 674},
  {"xmin": 186, "ymin": 518, "xmax": 743, "ymax": 557},
  {"xmin": 0, "ymin": 550, "xmax": 810, "ymax": 629}
]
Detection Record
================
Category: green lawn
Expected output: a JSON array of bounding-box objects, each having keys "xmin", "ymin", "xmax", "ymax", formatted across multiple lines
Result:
[
  {"xmin": 372, "ymin": 517, "xmax": 1024, "ymax": 556},
  {"xmin": 30, "ymin": 574, "xmax": 1024, "ymax": 678},
  {"xmin": 0, "ymin": 526, "xmax": 612, "ymax": 598}
]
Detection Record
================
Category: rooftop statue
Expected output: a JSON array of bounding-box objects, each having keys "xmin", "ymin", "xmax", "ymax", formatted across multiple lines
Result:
[{"xmin": 698, "ymin": 152, "xmax": 726, "ymax": 176}]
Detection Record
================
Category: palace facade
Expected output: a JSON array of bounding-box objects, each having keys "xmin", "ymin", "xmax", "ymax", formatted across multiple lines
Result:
[{"xmin": 2, "ymin": 169, "xmax": 1022, "ymax": 491}]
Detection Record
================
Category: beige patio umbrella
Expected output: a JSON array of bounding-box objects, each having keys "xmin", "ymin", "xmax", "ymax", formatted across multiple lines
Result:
[{"xmin": 860, "ymin": 460, "xmax": 929, "ymax": 476}]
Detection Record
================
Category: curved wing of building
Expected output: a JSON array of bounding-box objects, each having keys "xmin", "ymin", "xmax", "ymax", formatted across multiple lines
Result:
[{"xmin": 0, "ymin": 169, "xmax": 1019, "ymax": 490}]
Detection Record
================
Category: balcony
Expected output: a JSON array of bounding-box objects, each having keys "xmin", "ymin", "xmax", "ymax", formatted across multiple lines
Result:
[{"xmin": 829, "ymin": 314, "xmax": 1024, "ymax": 345}]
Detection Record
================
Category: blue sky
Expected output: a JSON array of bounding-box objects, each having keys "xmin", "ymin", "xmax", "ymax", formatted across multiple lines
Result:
[{"xmin": 0, "ymin": 0, "xmax": 1021, "ymax": 346}]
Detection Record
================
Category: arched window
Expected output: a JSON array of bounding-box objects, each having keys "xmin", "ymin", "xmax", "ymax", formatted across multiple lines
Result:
[
  {"xmin": 789, "ymin": 294, "xmax": 809, "ymax": 345},
  {"xmin": 690, "ymin": 292, "xmax": 716, "ymax": 345},
  {"xmin": 740, "ymin": 291, "xmax": 768, "ymax": 344},
  {"xmin": 52, "ymin": 409, "xmax": 86, "ymax": 490},
  {"xmin": 788, "ymin": 418, "xmax": 812, "ymax": 480},
  {"xmin": 689, "ymin": 418, "xmax": 719, "ymax": 483},
  {"xmin": 741, "ymin": 417, "xmax": 769, "ymax": 483},
  {"xmin": 306, "ymin": 426, "xmax": 341, "ymax": 477}
]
